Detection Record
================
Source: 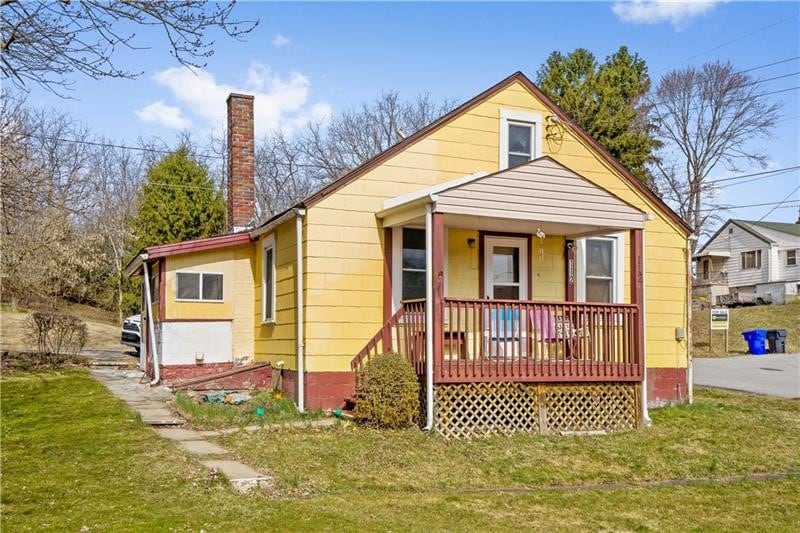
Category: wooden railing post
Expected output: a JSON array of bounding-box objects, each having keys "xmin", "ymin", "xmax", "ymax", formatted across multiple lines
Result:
[{"xmin": 432, "ymin": 212, "xmax": 445, "ymax": 382}]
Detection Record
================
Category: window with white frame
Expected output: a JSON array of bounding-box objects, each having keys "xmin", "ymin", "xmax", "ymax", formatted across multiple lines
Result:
[
  {"xmin": 740, "ymin": 250, "xmax": 761, "ymax": 270},
  {"xmin": 576, "ymin": 234, "xmax": 624, "ymax": 303},
  {"xmin": 401, "ymin": 228, "xmax": 426, "ymax": 301},
  {"xmin": 499, "ymin": 109, "xmax": 542, "ymax": 170},
  {"xmin": 176, "ymin": 272, "xmax": 223, "ymax": 301},
  {"xmin": 787, "ymin": 249, "xmax": 797, "ymax": 266},
  {"xmin": 262, "ymin": 234, "xmax": 276, "ymax": 322}
]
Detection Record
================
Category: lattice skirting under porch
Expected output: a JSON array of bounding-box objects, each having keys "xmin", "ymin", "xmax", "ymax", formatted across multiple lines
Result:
[{"xmin": 433, "ymin": 382, "xmax": 641, "ymax": 439}]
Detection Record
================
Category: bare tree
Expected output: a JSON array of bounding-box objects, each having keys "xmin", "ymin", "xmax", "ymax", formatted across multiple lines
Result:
[
  {"xmin": 301, "ymin": 91, "xmax": 457, "ymax": 182},
  {"xmin": 650, "ymin": 62, "xmax": 781, "ymax": 243},
  {"xmin": 1, "ymin": 0, "xmax": 257, "ymax": 95}
]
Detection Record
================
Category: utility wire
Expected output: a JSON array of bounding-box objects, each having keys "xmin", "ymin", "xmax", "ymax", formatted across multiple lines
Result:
[
  {"xmin": 698, "ymin": 198, "xmax": 800, "ymax": 212},
  {"xmin": 707, "ymin": 165, "xmax": 800, "ymax": 184},
  {"xmin": 656, "ymin": 15, "xmax": 799, "ymax": 73},
  {"xmin": 758, "ymin": 185, "xmax": 800, "ymax": 221},
  {"xmin": 716, "ymin": 168, "xmax": 799, "ymax": 189}
]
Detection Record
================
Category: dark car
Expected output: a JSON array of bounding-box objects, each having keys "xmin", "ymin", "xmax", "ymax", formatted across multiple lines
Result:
[{"xmin": 121, "ymin": 314, "xmax": 141, "ymax": 354}]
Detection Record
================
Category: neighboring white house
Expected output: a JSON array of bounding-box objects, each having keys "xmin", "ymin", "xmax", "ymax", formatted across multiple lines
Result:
[{"xmin": 693, "ymin": 219, "xmax": 800, "ymax": 305}]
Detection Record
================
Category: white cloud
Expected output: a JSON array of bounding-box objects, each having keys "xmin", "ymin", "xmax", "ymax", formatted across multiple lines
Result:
[
  {"xmin": 272, "ymin": 34, "xmax": 290, "ymax": 47},
  {"xmin": 134, "ymin": 100, "xmax": 191, "ymax": 130},
  {"xmin": 611, "ymin": 1, "xmax": 725, "ymax": 29},
  {"xmin": 145, "ymin": 62, "xmax": 330, "ymax": 136}
]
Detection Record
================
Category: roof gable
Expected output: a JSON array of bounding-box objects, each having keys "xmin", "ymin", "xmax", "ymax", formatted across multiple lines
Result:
[
  {"xmin": 432, "ymin": 157, "xmax": 645, "ymax": 230},
  {"xmin": 695, "ymin": 219, "xmax": 775, "ymax": 256},
  {"xmin": 257, "ymin": 71, "xmax": 692, "ymax": 235}
]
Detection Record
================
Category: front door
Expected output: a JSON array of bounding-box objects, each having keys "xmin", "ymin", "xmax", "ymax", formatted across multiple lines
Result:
[{"xmin": 483, "ymin": 236, "xmax": 528, "ymax": 300}]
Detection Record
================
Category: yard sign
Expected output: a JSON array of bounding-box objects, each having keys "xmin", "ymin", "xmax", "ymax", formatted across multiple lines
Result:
[{"xmin": 709, "ymin": 307, "xmax": 730, "ymax": 353}]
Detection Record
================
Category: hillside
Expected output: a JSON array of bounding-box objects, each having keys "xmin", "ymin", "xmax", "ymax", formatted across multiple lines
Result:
[
  {"xmin": 0, "ymin": 303, "xmax": 128, "ymax": 352},
  {"xmin": 693, "ymin": 301, "xmax": 800, "ymax": 356}
]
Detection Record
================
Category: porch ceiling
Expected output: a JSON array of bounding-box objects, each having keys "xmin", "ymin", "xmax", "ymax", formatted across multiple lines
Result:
[{"xmin": 378, "ymin": 157, "xmax": 646, "ymax": 232}]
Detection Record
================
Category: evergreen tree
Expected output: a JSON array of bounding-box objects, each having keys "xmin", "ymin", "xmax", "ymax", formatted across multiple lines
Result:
[
  {"xmin": 536, "ymin": 46, "xmax": 656, "ymax": 184},
  {"xmin": 132, "ymin": 147, "xmax": 226, "ymax": 249}
]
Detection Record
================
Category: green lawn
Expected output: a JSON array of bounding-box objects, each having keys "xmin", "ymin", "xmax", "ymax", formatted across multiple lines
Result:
[
  {"xmin": 692, "ymin": 300, "xmax": 800, "ymax": 356},
  {"xmin": 2, "ymin": 369, "xmax": 799, "ymax": 531}
]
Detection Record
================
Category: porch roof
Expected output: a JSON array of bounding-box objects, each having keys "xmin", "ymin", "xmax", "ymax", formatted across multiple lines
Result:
[{"xmin": 377, "ymin": 157, "xmax": 647, "ymax": 235}]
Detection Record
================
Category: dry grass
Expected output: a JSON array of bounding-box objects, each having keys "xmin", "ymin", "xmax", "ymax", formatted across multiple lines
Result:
[
  {"xmin": 693, "ymin": 300, "xmax": 800, "ymax": 356},
  {"xmin": 1, "ymin": 305, "xmax": 126, "ymax": 352}
]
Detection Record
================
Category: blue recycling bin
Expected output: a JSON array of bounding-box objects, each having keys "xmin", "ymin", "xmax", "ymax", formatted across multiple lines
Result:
[{"xmin": 741, "ymin": 329, "xmax": 767, "ymax": 355}]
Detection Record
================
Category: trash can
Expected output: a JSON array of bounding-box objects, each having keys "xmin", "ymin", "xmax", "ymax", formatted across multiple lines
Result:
[
  {"xmin": 766, "ymin": 329, "xmax": 787, "ymax": 354},
  {"xmin": 741, "ymin": 329, "xmax": 768, "ymax": 355}
]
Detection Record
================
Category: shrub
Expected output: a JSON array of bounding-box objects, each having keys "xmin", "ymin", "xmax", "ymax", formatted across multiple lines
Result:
[
  {"xmin": 354, "ymin": 352, "xmax": 420, "ymax": 428},
  {"xmin": 26, "ymin": 312, "xmax": 88, "ymax": 359}
]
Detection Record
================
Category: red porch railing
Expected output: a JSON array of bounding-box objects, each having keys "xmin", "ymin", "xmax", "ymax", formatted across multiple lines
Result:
[
  {"xmin": 351, "ymin": 300, "xmax": 426, "ymax": 376},
  {"xmin": 351, "ymin": 298, "xmax": 642, "ymax": 384},
  {"xmin": 438, "ymin": 298, "xmax": 642, "ymax": 383}
]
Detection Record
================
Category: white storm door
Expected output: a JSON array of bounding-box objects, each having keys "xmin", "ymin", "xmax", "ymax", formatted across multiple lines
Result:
[{"xmin": 483, "ymin": 236, "xmax": 528, "ymax": 300}]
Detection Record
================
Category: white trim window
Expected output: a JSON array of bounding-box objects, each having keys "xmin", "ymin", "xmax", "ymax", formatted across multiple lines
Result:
[
  {"xmin": 576, "ymin": 233, "xmax": 625, "ymax": 303},
  {"xmin": 787, "ymin": 249, "xmax": 797, "ymax": 267},
  {"xmin": 262, "ymin": 234, "xmax": 276, "ymax": 323},
  {"xmin": 175, "ymin": 272, "xmax": 224, "ymax": 302},
  {"xmin": 499, "ymin": 109, "xmax": 543, "ymax": 170},
  {"xmin": 740, "ymin": 250, "xmax": 761, "ymax": 270}
]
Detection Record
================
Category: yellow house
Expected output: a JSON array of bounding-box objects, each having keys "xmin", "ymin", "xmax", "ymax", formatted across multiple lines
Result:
[{"xmin": 126, "ymin": 73, "xmax": 693, "ymax": 437}]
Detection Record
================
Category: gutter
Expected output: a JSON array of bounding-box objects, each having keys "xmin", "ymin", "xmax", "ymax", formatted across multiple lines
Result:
[
  {"xmin": 687, "ymin": 233, "xmax": 698, "ymax": 405},
  {"xmin": 250, "ymin": 208, "xmax": 302, "ymax": 239},
  {"xmin": 142, "ymin": 259, "xmax": 160, "ymax": 386},
  {"xmin": 294, "ymin": 208, "xmax": 307, "ymax": 413}
]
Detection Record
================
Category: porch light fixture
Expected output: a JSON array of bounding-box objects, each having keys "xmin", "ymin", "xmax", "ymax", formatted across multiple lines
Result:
[{"xmin": 467, "ymin": 238, "xmax": 476, "ymax": 249}]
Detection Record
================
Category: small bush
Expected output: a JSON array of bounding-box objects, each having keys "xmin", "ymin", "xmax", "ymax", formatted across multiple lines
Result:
[
  {"xmin": 354, "ymin": 352, "xmax": 420, "ymax": 428},
  {"xmin": 26, "ymin": 312, "xmax": 88, "ymax": 359}
]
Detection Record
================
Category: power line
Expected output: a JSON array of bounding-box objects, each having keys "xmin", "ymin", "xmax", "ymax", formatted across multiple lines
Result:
[
  {"xmin": 656, "ymin": 15, "xmax": 799, "ymax": 73},
  {"xmin": 708, "ymin": 165, "xmax": 800, "ymax": 185},
  {"xmin": 740, "ymin": 56, "xmax": 800, "ymax": 73},
  {"xmin": 716, "ymin": 168, "xmax": 799, "ymax": 189},
  {"xmin": 758, "ymin": 185, "xmax": 800, "ymax": 221},
  {"xmin": 699, "ymin": 198, "xmax": 800, "ymax": 212}
]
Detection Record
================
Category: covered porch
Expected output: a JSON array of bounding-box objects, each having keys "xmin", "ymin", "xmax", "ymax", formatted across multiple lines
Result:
[{"xmin": 352, "ymin": 158, "xmax": 648, "ymax": 435}]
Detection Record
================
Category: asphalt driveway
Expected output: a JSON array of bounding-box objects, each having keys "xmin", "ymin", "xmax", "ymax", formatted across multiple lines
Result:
[{"xmin": 694, "ymin": 354, "xmax": 800, "ymax": 399}]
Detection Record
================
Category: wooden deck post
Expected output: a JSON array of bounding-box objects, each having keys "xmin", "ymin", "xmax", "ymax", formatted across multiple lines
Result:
[
  {"xmin": 630, "ymin": 229, "xmax": 645, "ymax": 371},
  {"xmin": 432, "ymin": 213, "xmax": 445, "ymax": 382},
  {"xmin": 382, "ymin": 228, "xmax": 393, "ymax": 351}
]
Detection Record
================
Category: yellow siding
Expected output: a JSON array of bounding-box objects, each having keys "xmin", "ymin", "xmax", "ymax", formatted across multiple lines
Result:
[
  {"xmin": 253, "ymin": 221, "xmax": 298, "ymax": 369},
  {"xmin": 306, "ymin": 80, "xmax": 688, "ymax": 371},
  {"xmin": 164, "ymin": 245, "xmax": 255, "ymax": 361}
]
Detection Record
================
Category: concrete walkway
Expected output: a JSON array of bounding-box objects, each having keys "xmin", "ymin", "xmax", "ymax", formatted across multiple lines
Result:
[
  {"xmin": 694, "ymin": 353, "xmax": 800, "ymax": 399},
  {"xmin": 90, "ymin": 368, "xmax": 273, "ymax": 493}
]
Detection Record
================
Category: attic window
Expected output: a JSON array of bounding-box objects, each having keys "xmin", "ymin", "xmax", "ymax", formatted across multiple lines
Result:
[
  {"xmin": 788, "ymin": 250, "xmax": 797, "ymax": 266},
  {"xmin": 499, "ymin": 109, "xmax": 542, "ymax": 170}
]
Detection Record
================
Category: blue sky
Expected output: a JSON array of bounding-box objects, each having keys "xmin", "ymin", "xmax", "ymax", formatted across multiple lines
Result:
[{"xmin": 24, "ymin": 1, "xmax": 800, "ymax": 225}]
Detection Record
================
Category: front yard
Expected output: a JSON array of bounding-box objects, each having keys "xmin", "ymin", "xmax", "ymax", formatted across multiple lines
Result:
[{"xmin": 2, "ymin": 369, "xmax": 799, "ymax": 531}]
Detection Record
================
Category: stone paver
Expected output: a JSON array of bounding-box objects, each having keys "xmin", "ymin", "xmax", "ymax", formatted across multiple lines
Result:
[
  {"xmin": 90, "ymin": 367, "xmax": 273, "ymax": 493},
  {"xmin": 694, "ymin": 353, "xmax": 799, "ymax": 399},
  {"xmin": 155, "ymin": 427, "xmax": 205, "ymax": 441},
  {"xmin": 201, "ymin": 460, "xmax": 274, "ymax": 493},
  {"xmin": 179, "ymin": 440, "xmax": 229, "ymax": 455}
]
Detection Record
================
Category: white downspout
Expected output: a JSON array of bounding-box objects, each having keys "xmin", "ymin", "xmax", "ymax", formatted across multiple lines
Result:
[
  {"xmin": 142, "ymin": 260, "xmax": 160, "ymax": 386},
  {"xmin": 641, "ymin": 229, "xmax": 651, "ymax": 426},
  {"xmin": 687, "ymin": 234, "xmax": 698, "ymax": 405},
  {"xmin": 295, "ymin": 208, "xmax": 306, "ymax": 413},
  {"xmin": 424, "ymin": 204, "xmax": 434, "ymax": 430}
]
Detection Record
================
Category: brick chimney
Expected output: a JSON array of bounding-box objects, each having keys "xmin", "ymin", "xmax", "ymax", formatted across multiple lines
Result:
[{"xmin": 227, "ymin": 93, "xmax": 255, "ymax": 232}]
